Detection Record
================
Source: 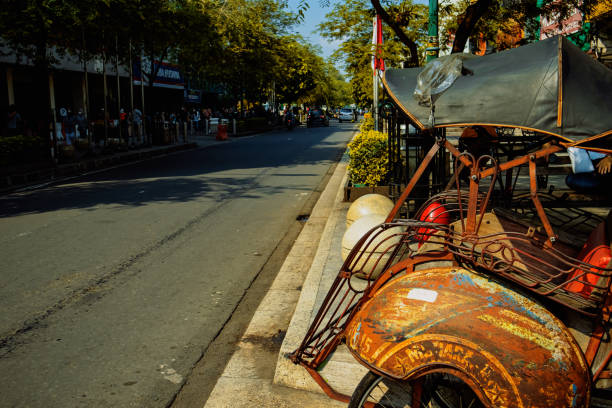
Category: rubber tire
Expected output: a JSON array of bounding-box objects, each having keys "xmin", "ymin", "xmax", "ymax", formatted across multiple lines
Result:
[
  {"xmin": 349, "ymin": 371, "xmax": 484, "ymax": 408},
  {"xmin": 348, "ymin": 371, "xmax": 384, "ymax": 408}
]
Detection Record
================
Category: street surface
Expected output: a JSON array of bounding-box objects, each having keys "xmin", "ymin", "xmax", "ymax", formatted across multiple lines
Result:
[{"xmin": 0, "ymin": 121, "xmax": 356, "ymax": 407}]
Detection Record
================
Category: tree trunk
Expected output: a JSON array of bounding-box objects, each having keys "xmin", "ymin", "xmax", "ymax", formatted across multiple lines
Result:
[
  {"xmin": 103, "ymin": 48, "xmax": 108, "ymax": 142},
  {"xmin": 370, "ymin": 0, "xmax": 419, "ymax": 67},
  {"xmin": 115, "ymin": 35, "xmax": 122, "ymax": 143},
  {"xmin": 451, "ymin": 0, "xmax": 494, "ymax": 54}
]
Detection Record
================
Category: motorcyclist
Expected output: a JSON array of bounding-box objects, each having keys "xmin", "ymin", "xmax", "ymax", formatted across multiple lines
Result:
[{"xmin": 285, "ymin": 109, "xmax": 295, "ymax": 130}]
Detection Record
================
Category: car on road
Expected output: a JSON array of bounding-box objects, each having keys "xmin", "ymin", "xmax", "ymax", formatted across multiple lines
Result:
[
  {"xmin": 306, "ymin": 109, "xmax": 330, "ymax": 127},
  {"xmin": 338, "ymin": 108, "xmax": 356, "ymax": 123}
]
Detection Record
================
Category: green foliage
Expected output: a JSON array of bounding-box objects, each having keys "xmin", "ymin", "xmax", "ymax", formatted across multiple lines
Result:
[
  {"xmin": 348, "ymin": 130, "xmax": 389, "ymax": 186},
  {"xmin": 317, "ymin": 0, "xmax": 428, "ymax": 107},
  {"xmin": 0, "ymin": 135, "xmax": 46, "ymax": 166},
  {"xmin": 0, "ymin": 0, "xmax": 350, "ymax": 124},
  {"xmin": 441, "ymin": 0, "xmax": 612, "ymax": 53}
]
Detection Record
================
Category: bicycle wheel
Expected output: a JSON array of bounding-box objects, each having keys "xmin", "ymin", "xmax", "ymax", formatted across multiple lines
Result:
[
  {"xmin": 423, "ymin": 373, "xmax": 485, "ymax": 408},
  {"xmin": 349, "ymin": 371, "xmax": 412, "ymax": 408},
  {"xmin": 349, "ymin": 371, "xmax": 485, "ymax": 408}
]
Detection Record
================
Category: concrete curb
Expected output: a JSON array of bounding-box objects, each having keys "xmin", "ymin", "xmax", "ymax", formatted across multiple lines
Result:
[
  {"xmin": 272, "ymin": 152, "xmax": 368, "ymax": 398},
  {"xmin": 203, "ymin": 152, "xmax": 350, "ymax": 408},
  {"xmin": 272, "ymin": 162, "xmax": 350, "ymax": 393}
]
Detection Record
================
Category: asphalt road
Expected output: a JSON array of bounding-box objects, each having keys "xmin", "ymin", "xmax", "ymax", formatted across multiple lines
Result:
[{"xmin": 0, "ymin": 121, "xmax": 356, "ymax": 407}]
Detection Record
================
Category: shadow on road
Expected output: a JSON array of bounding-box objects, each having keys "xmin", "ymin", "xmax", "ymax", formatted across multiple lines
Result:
[{"xmin": 0, "ymin": 126, "xmax": 355, "ymax": 218}]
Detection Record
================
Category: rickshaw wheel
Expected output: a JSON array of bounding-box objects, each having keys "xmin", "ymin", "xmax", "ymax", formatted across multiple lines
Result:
[
  {"xmin": 349, "ymin": 371, "xmax": 485, "ymax": 408},
  {"xmin": 348, "ymin": 371, "xmax": 412, "ymax": 408},
  {"xmin": 423, "ymin": 372, "xmax": 485, "ymax": 408}
]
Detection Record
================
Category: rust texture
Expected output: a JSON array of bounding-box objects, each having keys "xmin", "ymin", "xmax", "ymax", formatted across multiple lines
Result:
[
  {"xmin": 291, "ymin": 138, "xmax": 612, "ymax": 406},
  {"xmin": 346, "ymin": 267, "xmax": 591, "ymax": 407}
]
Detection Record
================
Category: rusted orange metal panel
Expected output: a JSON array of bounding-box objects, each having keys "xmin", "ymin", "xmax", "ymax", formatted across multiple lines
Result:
[{"xmin": 346, "ymin": 266, "xmax": 591, "ymax": 408}]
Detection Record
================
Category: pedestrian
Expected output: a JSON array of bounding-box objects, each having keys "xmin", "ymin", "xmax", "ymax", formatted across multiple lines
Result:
[
  {"xmin": 192, "ymin": 108, "xmax": 200, "ymax": 132},
  {"xmin": 62, "ymin": 108, "xmax": 77, "ymax": 145},
  {"xmin": 7, "ymin": 104, "xmax": 22, "ymax": 136},
  {"xmin": 133, "ymin": 108, "xmax": 143, "ymax": 143},
  {"xmin": 119, "ymin": 108, "xmax": 129, "ymax": 143},
  {"xmin": 76, "ymin": 109, "xmax": 88, "ymax": 140}
]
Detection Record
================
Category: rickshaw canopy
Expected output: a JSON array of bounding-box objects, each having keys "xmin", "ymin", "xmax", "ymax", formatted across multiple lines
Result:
[{"xmin": 383, "ymin": 35, "xmax": 612, "ymax": 148}]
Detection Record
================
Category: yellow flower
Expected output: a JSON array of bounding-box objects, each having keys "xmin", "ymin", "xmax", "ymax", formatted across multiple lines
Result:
[{"xmin": 348, "ymin": 130, "xmax": 388, "ymax": 186}]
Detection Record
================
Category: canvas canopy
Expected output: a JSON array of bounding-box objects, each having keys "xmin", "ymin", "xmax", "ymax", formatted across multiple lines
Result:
[{"xmin": 383, "ymin": 35, "xmax": 612, "ymax": 149}]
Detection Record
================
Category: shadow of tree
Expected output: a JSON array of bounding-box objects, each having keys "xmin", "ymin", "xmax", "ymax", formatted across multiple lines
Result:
[{"xmin": 0, "ymin": 126, "xmax": 354, "ymax": 218}]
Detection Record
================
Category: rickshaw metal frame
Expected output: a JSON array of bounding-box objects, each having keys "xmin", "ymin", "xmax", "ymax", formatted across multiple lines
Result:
[{"xmin": 290, "ymin": 132, "xmax": 612, "ymax": 406}]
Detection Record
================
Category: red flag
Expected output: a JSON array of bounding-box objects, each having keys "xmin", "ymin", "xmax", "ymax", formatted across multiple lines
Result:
[{"xmin": 372, "ymin": 15, "xmax": 385, "ymax": 74}]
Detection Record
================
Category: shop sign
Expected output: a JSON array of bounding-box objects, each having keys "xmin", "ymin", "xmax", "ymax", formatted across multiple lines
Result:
[
  {"xmin": 133, "ymin": 59, "xmax": 185, "ymax": 90},
  {"xmin": 184, "ymin": 89, "xmax": 202, "ymax": 103},
  {"xmin": 540, "ymin": 8, "xmax": 583, "ymax": 39}
]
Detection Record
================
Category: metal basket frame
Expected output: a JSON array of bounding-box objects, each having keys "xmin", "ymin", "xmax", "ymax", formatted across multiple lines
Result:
[{"xmin": 291, "ymin": 135, "xmax": 612, "ymax": 403}]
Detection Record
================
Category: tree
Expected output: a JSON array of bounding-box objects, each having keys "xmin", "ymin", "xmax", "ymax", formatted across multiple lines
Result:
[
  {"xmin": 207, "ymin": 0, "xmax": 295, "ymax": 110},
  {"xmin": 312, "ymin": 62, "xmax": 353, "ymax": 107},
  {"xmin": 0, "ymin": 0, "xmax": 81, "ymax": 141},
  {"xmin": 274, "ymin": 38, "xmax": 321, "ymax": 105},
  {"xmin": 0, "ymin": 0, "xmax": 343, "ymax": 122},
  {"xmin": 449, "ymin": 0, "xmax": 612, "ymax": 54},
  {"xmin": 318, "ymin": 0, "xmax": 427, "ymax": 106}
]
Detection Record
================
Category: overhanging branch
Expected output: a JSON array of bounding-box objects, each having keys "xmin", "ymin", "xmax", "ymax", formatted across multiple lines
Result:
[
  {"xmin": 370, "ymin": 0, "xmax": 419, "ymax": 67},
  {"xmin": 451, "ymin": 0, "xmax": 494, "ymax": 53}
]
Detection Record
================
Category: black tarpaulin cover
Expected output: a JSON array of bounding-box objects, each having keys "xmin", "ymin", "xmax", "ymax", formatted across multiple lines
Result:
[{"xmin": 383, "ymin": 35, "xmax": 612, "ymax": 147}]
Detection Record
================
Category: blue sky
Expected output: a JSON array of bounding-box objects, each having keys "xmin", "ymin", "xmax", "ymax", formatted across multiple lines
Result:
[{"xmin": 286, "ymin": 0, "xmax": 340, "ymax": 60}]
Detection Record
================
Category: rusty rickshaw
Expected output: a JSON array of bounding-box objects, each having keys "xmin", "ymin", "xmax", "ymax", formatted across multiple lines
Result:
[{"xmin": 291, "ymin": 36, "xmax": 612, "ymax": 407}]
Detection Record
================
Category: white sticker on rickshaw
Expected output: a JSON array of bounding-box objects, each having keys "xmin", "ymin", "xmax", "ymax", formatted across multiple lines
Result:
[{"xmin": 407, "ymin": 288, "xmax": 438, "ymax": 303}]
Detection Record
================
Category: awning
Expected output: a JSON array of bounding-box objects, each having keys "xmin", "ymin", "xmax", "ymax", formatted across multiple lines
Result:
[{"xmin": 383, "ymin": 35, "xmax": 612, "ymax": 144}]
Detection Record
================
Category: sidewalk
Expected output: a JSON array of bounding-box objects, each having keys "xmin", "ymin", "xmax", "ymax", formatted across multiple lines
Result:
[
  {"xmin": 204, "ymin": 150, "xmax": 357, "ymax": 407},
  {"xmin": 0, "ymin": 130, "xmax": 247, "ymax": 195},
  {"xmin": 1, "ymin": 142, "xmax": 197, "ymax": 194}
]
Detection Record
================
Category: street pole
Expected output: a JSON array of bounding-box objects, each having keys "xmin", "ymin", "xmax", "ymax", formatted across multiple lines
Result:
[
  {"xmin": 48, "ymin": 72, "xmax": 58, "ymax": 163},
  {"xmin": 373, "ymin": 71, "xmax": 379, "ymax": 131},
  {"xmin": 103, "ymin": 46, "xmax": 108, "ymax": 143},
  {"xmin": 115, "ymin": 35, "xmax": 122, "ymax": 143},
  {"xmin": 140, "ymin": 54, "xmax": 146, "ymax": 144},
  {"xmin": 129, "ymin": 39, "xmax": 134, "ymax": 144},
  {"xmin": 82, "ymin": 29, "xmax": 91, "ymax": 144},
  {"xmin": 6, "ymin": 67, "xmax": 14, "ymax": 106},
  {"xmin": 426, "ymin": 0, "xmax": 439, "ymax": 62},
  {"xmin": 373, "ymin": 16, "xmax": 379, "ymax": 131},
  {"xmin": 535, "ymin": 0, "xmax": 544, "ymax": 41}
]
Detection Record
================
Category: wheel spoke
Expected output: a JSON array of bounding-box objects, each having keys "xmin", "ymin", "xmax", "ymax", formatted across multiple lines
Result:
[{"xmin": 351, "ymin": 371, "xmax": 482, "ymax": 408}]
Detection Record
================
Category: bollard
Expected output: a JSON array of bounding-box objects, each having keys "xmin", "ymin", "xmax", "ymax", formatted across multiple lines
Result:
[
  {"xmin": 216, "ymin": 124, "xmax": 228, "ymax": 141},
  {"xmin": 233, "ymin": 118, "xmax": 237, "ymax": 135},
  {"xmin": 183, "ymin": 122, "xmax": 188, "ymax": 143}
]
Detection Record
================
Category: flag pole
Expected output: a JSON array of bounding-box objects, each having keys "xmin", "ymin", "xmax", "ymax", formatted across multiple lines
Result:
[{"xmin": 373, "ymin": 16, "xmax": 379, "ymax": 131}]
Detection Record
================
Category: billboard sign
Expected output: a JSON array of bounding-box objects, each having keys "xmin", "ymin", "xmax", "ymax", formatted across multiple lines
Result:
[{"xmin": 133, "ymin": 59, "xmax": 185, "ymax": 90}]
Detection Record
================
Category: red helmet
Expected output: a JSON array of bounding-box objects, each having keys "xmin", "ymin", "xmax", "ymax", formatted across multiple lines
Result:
[{"xmin": 416, "ymin": 201, "xmax": 450, "ymax": 248}]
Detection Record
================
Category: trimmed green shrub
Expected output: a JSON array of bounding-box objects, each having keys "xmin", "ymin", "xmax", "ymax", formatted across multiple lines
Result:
[
  {"xmin": 0, "ymin": 134, "xmax": 47, "ymax": 166},
  {"xmin": 347, "ymin": 130, "xmax": 389, "ymax": 186}
]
